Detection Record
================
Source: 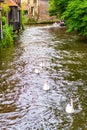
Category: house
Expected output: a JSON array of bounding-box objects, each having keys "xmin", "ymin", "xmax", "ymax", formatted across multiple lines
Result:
[
  {"xmin": 7, "ymin": 0, "xmax": 21, "ymax": 32},
  {"xmin": 28, "ymin": 0, "xmax": 39, "ymax": 19},
  {"xmin": 0, "ymin": 0, "xmax": 22, "ymax": 40},
  {"xmin": 21, "ymin": 0, "xmax": 39, "ymax": 20},
  {"xmin": 21, "ymin": 0, "xmax": 56, "ymax": 22}
]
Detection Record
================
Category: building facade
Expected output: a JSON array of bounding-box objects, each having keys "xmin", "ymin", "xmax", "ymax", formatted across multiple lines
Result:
[
  {"xmin": 22, "ymin": 0, "xmax": 56, "ymax": 21},
  {"xmin": 7, "ymin": 0, "xmax": 21, "ymax": 31}
]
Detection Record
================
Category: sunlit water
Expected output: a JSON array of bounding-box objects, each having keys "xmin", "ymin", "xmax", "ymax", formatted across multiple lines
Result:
[{"xmin": 0, "ymin": 25, "xmax": 87, "ymax": 130}]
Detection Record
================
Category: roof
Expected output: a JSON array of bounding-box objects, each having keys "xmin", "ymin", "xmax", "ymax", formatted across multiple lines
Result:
[{"xmin": 8, "ymin": 0, "xmax": 18, "ymax": 7}]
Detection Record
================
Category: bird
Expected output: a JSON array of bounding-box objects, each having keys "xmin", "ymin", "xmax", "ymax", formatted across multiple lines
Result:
[
  {"xmin": 65, "ymin": 98, "xmax": 74, "ymax": 113},
  {"xmin": 43, "ymin": 80, "xmax": 50, "ymax": 91},
  {"xmin": 35, "ymin": 68, "xmax": 40, "ymax": 74},
  {"xmin": 40, "ymin": 61, "xmax": 45, "ymax": 68}
]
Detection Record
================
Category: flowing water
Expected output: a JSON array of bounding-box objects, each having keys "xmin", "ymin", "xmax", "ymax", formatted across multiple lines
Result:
[{"xmin": 0, "ymin": 25, "xmax": 87, "ymax": 130}]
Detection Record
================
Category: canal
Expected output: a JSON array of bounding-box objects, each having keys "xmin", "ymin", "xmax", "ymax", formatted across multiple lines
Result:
[{"xmin": 0, "ymin": 25, "xmax": 87, "ymax": 130}]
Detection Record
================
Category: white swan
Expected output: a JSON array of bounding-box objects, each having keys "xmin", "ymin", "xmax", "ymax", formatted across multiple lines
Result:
[
  {"xmin": 43, "ymin": 80, "xmax": 50, "ymax": 91},
  {"xmin": 40, "ymin": 61, "xmax": 45, "ymax": 68},
  {"xmin": 65, "ymin": 98, "xmax": 74, "ymax": 113},
  {"xmin": 53, "ymin": 22, "xmax": 60, "ymax": 27},
  {"xmin": 35, "ymin": 68, "xmax": 40, "ymax": 74}
]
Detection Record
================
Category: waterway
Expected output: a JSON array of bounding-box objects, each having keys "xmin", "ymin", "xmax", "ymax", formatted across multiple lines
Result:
[{"xmin": 0, "ymin": 25, "xmax": 87, "ymax": 130}]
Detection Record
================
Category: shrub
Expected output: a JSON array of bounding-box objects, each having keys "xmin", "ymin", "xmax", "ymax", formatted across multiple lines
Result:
[
  {"xmin": 0, "ymin": 24, "xmax": 16, "ymax": 48},
  {"xmin": 2, "ymin": 16, "xmax": 7, "ymax": 25}
]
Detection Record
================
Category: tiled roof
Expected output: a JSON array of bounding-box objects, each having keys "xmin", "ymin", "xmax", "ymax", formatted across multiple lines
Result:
[{"xmin": 8, "ymin": 0, "xmax": 18, "ymax": 6}]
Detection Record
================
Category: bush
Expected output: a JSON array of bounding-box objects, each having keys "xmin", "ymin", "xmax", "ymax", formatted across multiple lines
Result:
[
  {"xmin": 0, "ymin": 24, "xmax": 16, "ymax": 48},
  {"xmin": 2, "ymin": 16, "xmax": 7, "ymax": 25},
  {"xmin": 62, "ymin": 0, "xmax": 87, "ymax": 36}
]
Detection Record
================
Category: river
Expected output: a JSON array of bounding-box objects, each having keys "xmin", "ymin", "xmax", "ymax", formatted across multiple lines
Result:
[{"xmin": 0, "ymin": 25, "xmax": 87, "ymax": 130}]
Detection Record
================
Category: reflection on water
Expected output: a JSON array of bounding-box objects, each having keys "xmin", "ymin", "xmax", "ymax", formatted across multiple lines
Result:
[{"xmin": 0, "ymin": 25, "xmax": 87, "ymax": 130}]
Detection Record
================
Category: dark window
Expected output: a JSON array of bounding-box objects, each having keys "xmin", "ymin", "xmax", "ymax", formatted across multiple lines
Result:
[{"xmin": 31, "ymin": 7, "xmax": 34, "ymax": 14}]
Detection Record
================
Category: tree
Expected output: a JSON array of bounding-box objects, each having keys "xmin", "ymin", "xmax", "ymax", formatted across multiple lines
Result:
[
  {"xmin": 62, "ymin": 0, "xmax": 87, "ymax": 36},
  {"xmin": 49, "ymin": 0, "xmax": 87, "ymax": 36},
  {"xmin": 49, "ymin": 0, "xmax": 70, "ymax": 17}
]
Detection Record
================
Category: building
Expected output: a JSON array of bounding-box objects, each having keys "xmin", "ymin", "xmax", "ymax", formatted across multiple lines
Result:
[
  {"xmin": 22, "ymin": 0, "xmax": 39, "ymax": 20},
  {"xmin": 21, "ymin": 0, "xmax": 56, "ymax": 21},
  {"xmin": 6, "ymin": 0, "xmax": 21, "ymax": 32},
  {"xmin": 28, "ymin": 0, "xmax": 39, "ymax": 19}
]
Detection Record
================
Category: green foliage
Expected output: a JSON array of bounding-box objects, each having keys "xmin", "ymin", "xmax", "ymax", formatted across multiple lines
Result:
[
  {"xmin": 21, "ymin": 2, "xmax": 28, "ymax": 29},
  {"xmin": 1, "ymin": 3, "xmax": 10, "ymax": 16},
  {"xmin": 0, "ymin": 25, "xmax": 16, "ymax": 48},
  {"xmin": 49, "ymin": 0, "xmax": 70, "ymax": 17},
  {"xmin": 49, "ymin": 0, "xmax": 87, "ymax": 36},
  {"xmin": 2, "ymin": 16, "xmax": 7, "ymax": 25},
  {"xmin": 21, "ymin": 10, "xmax": 27, "ymax": 30},
  {"xmin": 62, "ymin": 0, "xmax": 87, "ymax": 36},
  {"xmin": 48, "ymin": 0, "xmax": 58, "ymax": 16},
  {"xmin": 0, "ymin": 3, "xmax": 17, "ymax": 48}
]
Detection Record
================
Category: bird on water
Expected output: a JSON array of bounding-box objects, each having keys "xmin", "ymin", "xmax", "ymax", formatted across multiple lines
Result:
[
  {"xmin": 43, "ymin": 80, "xmax": 50, "ymax": 91},
  {"xmin": 65, "ymin": 98, "xmax": 75, "ymax": 113}
]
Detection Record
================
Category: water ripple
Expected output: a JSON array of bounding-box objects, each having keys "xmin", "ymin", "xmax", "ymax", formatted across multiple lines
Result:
[{"xmin": 0, "ymin": 25, "xmax": 87, "ymax": 129}]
